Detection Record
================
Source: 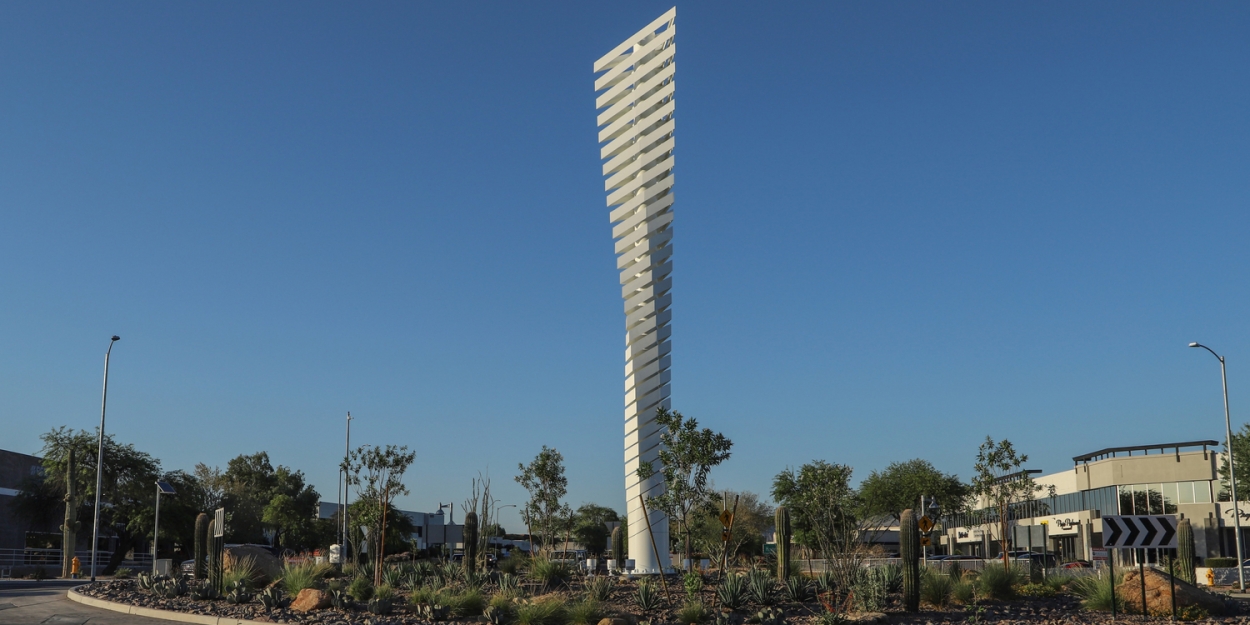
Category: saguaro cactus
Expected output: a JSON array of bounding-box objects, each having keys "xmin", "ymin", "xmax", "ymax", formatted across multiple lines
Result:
[
  {"xmin": 463, "ymin": 511, "xmax": 479, "ymax": 573},
  {"xmin": 194, "ymin": 513, "xmax": 209, "ymax": 579},
  {"xmin": 1177, "ymin": 517, "xmax": 1196, "ymax": 585},
  {"xmin": 61, "ymin": 448, "xmax": 78, "ymax": 578},
  {"xmin": 611, "ymin": 525, "xmax": 625, "ymax": 565},
  {"xmin": 775, "ymin": 505, "xmax": 791, "ymax": 582},
  {"xmin": 900, "ymin": 508, "xmax": 920, "ymax": 612}
]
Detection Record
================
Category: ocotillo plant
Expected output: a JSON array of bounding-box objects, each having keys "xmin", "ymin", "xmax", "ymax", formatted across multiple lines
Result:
[
  {"xmin": 900, "ymin": 508, "xmax": 920, "ymax": 612},
  {"xmin": 463, "ymin": 510, "xmax": 479, "ymax": 573},
  {"xmin": 194, "ymin": 513, "xmax": 209, "ymax": 580},
  {"xmin": 774, "ymin": 506, "xmax": 790, "ymax": 583},
  {"xmin": 1177, "ymin": 517, "xmax": 1196, "ymax": 585},
  {"xmin": 612, "ymin": 525, "xmax": 625, "ymax": 565}
]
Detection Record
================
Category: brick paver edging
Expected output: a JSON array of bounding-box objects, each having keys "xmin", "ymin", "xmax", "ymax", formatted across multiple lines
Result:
[{"xmin": 67, "ymin": 585, "xmax": 275, "ymax": 625}]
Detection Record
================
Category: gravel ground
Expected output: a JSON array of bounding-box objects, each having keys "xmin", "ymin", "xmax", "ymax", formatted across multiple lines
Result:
[{"xmin": 77, "ymin": 578, "xmax": 1250, "ymax": 625}]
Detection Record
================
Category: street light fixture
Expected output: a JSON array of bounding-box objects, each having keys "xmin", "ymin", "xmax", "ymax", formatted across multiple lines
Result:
[
  {"xmin": 89, "ymin": 335, "xmax": 120, "ymax": 582},
  {"xmin": 1190, "ymin": 341, "xmax": 1244, "ymax": 591}
]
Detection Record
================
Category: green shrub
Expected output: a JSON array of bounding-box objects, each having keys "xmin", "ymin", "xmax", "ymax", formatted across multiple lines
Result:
[
  {"xmin": 1016, "ymin": 582, "xmax": 1055, "ymax": 598},
  {"xmin": 783, "ymin": 576, "xmax": 810, "ymax": 602},
  {"xmin": 853, "ymin": 569, "xmax": 889, "ymax": 612},
  {"xmin": 950, "ymin": 580, "xmax": 975, "ymax": 606},
  {"xmin": 685, "ymin": 571, "xmax": 705, "ymax": 598},
  {"xmin": 529, "ymin": 557, "xmax": 570, "ymax": 590},
  {"xmin": 221, "ymin": 555, "xmax": 259, "ymax": 589},
  {"xmin": 585, "ymin": 575, "xmax": 614, "ymax": 602},
  {"xmin": 382, "ymin": 565, "xmax": 406, "ymax": 589},
  {"xmin": 515, "ymin": 597, "xmax": 567, "ymax": 625},
  {"xmin": 1069, "ymin": 573, "xmax": 1124, "ymax": 612},
  {"xmin": 489, "ymin": 592, "xmax": 517, "ymax": 614},
  {"xmin": 449, "ymin": 589, "xmax": 487, "ymax": 617},
  {"xmin": 113, "ymin": 567, "xmax": 134, "ymax": 579},
  {"xmin": 500, "ymin": 553, "xmax": 527, "ymax": 576},
  {"xmin": 1043, "ymin": 573, "xmax": 1071, "ymax": 592},
  {"xmin": 349, "ymin": 575, "xmax": 374, "ymax": 602},
  {"xmin": 281, "ymin": 561, "xmax": 331, "ymax": 595},
  {"xmin": 1177, "ymin": 605, "xmax": 1210, "ymax": 621},
  {"xmin": 566, "ymin": 599, "xmax": 600, "ymax": 625},
  {"xmin": 920, "ymin": 573, "xmax": 953, "ymax": 607},
  {"xmin": 678, "ymin": 599, "xmax": 709, "ymax": 624},
  {"xmin": 1207, "ymin": 557, "xmax": 1238, "ymax": 568},
  {"xmin": 977, "ymin": 564, "xmax": 1021, "ymax": 601}
]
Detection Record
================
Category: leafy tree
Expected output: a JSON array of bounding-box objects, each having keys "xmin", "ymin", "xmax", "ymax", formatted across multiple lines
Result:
[
  {"xmin": 515, "ymin": 446, "xmax": 571, "ymax": 550},
  {"xmin": 35, "ymin": 427, "xmax": 160, "ymax": 574},
  {"xmin": 691, "ymin": 490, "xmax": 772, "ymax": 564},
  {"xmin": 215, "ymin": 452, "xmax": 321, "ymax": 549},
  {"xmin": 345, "ymin": 444, "xmax": 416, "ymax": 585},
  {"xmin": 572, "ymin": 503, "xmax": 621, "ymax": 558},
  {"xmin": 969, "ymin": 436, "xmax": 1048, "ymax": 570},
  {"xmin": 859, "ymin": 459, "xmax": 968, "ymax": 522},
  {"xmin": 772, "ymin": 461, "xmax": 869, "ymax": 591},
  {"xmin": 636, "ymin": 407, "xmax": 733, "ymax": 568},
  {"xmin": 1217, "ymin": 423, "xmax": 1250, "ymax": 502},
  {"xmin": 345, "ymin": 499, "xmax": 415, "ymax": 559}
]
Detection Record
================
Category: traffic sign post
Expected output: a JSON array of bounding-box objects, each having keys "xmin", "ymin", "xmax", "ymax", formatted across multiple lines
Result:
[
  {"xmin": 1100, "ymin": 515, "xmax": 1180, "ymax": 619},
  {"xmin": 918, "ymin": 516, "xmax": 934, "ymax": 533}
]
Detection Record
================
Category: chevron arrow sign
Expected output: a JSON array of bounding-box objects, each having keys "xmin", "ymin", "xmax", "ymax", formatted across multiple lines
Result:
[{"xmin": 1101, "ymin": 515, "xmax": 1178, "ymax": 549}]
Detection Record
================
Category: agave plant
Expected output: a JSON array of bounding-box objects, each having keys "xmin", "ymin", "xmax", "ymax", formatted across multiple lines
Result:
[
  {"xmin": 636, "ymin": 579, "xmax": 662, "ymax": 612},
  {"xmin": 497, "ymin": 573, "xmax": 519, "ymax": 593},
  {"xmin": 747, "ymin": 571, "xmax": 775, "ymax": 606},
  {"xmin": 585, "ymin": 575, "xmax": 615, "ymax": 602},
  {"xmin": 717, "ymin": 573, "xmax": 748, "ymax": 610},
  {"xmin": 382, "ymin": 566, "xmax": 406, "ymax": 589},
  {"xmin": 782, "ymin": 577, "xmax": 810, "ymax": 603}
]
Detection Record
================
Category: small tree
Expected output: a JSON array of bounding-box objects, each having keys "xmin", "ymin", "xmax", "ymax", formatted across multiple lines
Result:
[
  {"xmin": 572, "ymin": 503, "xmax": 621, "ymax": 559},
  {"xmin": 345, "ymin": 444, "xmax": 416, "ymax": 585},
  {"xmin": 516, "ymin": 446, "xmax": 570, "ymax": 552},
  {"xmin": 636, "ymin": 407, "xmax": 733, "ymax": 569},
  {"xmin": 859, "ymin": 459, "xmax": 968, "ymax": 522},
  {"xmin": 969, "ymin": 436, "xmax": 1045, "ymax": 570},
  {"xmin": 772, "ymin": 461, "xmax": 870, "ymax": 591}
]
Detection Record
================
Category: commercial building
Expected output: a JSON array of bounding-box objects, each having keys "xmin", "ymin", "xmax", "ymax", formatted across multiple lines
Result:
[
  {"xmin": 942, "ymin": 440, "xmax": 1235, "ymax": 565},
  {"xmin": 317, "ymin": 502, "xmax": 462, "ymax": 553}
]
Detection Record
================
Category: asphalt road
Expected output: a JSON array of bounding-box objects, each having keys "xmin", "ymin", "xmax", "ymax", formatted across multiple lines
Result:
[{"xmin": 0, "ymin": 581, "xmax": 167, "ymax": 625}]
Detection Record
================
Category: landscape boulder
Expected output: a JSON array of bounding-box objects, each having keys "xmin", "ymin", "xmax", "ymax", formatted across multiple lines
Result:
[
  {"xmin": 222, "ymin": 545, "xmax": 283, "ymax": 584},
  {"xmin": 597, "ymin": 618, "xmax": 630, "ymax": 625},
  {"xmin": 290, "ymin": 588, "xmax": 331, "ymax": 612},
  {"xmin": 1117, "ymin": 567, "xmax": 1226, "ymax": 616}
]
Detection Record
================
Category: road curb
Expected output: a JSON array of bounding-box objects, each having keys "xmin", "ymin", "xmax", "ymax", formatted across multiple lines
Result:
[{"xmin": 67, "ymin": 585, "xmax": 273, "ymax": 625}]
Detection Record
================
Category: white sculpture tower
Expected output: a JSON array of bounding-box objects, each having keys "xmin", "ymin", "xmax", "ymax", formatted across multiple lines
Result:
[{"xmin": 593, "ymin": 7, "xmax": 676, "ymax": 574}]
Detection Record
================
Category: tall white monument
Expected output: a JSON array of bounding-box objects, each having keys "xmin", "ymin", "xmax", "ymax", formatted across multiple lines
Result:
[{"xmin": 593, "ymin": 7, "xmax": 676, "ymax": 574}]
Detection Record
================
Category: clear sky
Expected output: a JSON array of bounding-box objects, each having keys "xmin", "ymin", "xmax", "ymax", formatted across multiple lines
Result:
[{"xmin": 2, "ymin": 2, "xmax": 1248, "ymax": 533}]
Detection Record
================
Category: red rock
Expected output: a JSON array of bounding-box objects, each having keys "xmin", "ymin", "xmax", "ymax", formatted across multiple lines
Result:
[{"xmin": 290, "ymin": 588, "xmax": 331, "ymax": 612}]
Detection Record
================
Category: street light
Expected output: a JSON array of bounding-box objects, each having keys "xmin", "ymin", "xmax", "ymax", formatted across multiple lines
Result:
[
  {"xmin": 1190, "ymin": 341, "xmax": 1244, "ymax": 591},
  {"xmin": 89, "ymin": 335, "xmax": 120, "ymax": 582},
  {"xmin": 153, "ymin": 481, "xmax": 176, "ymax": 574}
]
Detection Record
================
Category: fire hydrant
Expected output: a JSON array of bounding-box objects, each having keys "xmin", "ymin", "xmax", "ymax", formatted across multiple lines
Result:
[
  {"xmin": 1207, "ymin": 568, "xmax": 1215, "ymax": 586},
  {"xmin": 71, "ymin": 556, "xmax": 81, "ymax": 579}
]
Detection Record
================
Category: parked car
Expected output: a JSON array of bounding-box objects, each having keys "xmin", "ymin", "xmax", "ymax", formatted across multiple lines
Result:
[{"xmin": 1061, "ymin": 560, "xmax": 1092, "ymax": 569}]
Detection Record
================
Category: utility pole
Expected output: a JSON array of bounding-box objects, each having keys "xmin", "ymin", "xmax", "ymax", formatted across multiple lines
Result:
[{"xmin": 343, "ymin": 412, "xmax": 353, "ymax": 563}]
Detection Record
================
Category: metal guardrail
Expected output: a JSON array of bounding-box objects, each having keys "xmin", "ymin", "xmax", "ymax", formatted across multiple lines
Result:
[{"xmin": 0, "ymin": 548, "xmax": 152, "ymax": 572}]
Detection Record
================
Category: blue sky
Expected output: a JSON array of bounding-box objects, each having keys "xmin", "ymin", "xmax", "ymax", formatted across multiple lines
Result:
[{"xmin": 2, "ymin": 2, "xmax": 1248, "ymax": 533}]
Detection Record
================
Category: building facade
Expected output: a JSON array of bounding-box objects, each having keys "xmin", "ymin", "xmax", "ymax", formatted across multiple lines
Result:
[{"xmin": 943, "ymin": 441, "xmax": 1232, "ymax": 565}]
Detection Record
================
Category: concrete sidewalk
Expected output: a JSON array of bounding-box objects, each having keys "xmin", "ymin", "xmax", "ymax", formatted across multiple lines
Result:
[{"xmin": 0, "ymin": 583, "xmax": 168, "ymax": 625}]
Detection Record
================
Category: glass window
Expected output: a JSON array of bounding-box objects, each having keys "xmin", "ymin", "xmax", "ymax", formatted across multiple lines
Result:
[
  {"xmin": 1162, "ymin": 483, "xmax": 1179, "ymax": 513},
  {"xmin": 1133, "ymin": 484, "xmax": 1148, "ymax": 514},
  {"xmin": 1148, "ymin": 485, "xmax": 1164, "ymax": 514},
  {"xmin": 1195, "ymin": 481, "xmax": 1212, "ymax": 504},
  {"xmin": 1178, "ymin": 481, "xmax": 1195, "ymax": 504},
  {"xmin": 1119, "ymin": 486, "xmax": 1134, "ymax": 514}
]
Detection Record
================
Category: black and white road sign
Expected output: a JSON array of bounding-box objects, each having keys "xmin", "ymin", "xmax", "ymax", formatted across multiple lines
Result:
[{"xmin": 1101, "ymin": 515, "xmax": 1177, "ymax": 549}]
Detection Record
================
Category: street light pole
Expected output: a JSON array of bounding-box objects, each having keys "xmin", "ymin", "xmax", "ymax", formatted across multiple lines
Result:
[
  {"xmin": 89, "ymin": 335, "xmax": 120, "ymax": 582},
  {"xmin": 1191, "ymin": 342, "xmax": 1245, "ymax": 591},
  {"xmin": 343, "ymin": 412, "xmax": 353, "ymax": 563}
]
